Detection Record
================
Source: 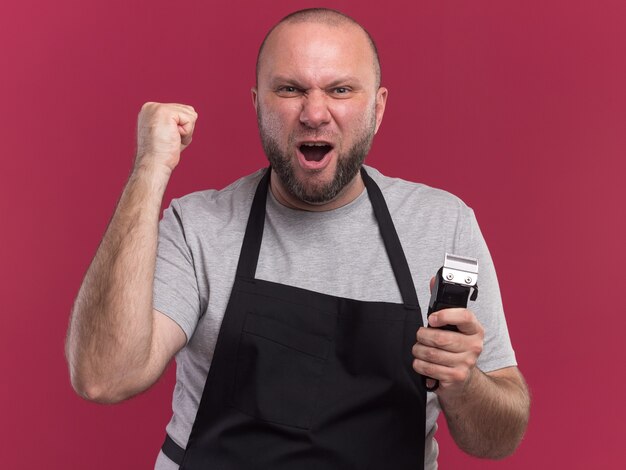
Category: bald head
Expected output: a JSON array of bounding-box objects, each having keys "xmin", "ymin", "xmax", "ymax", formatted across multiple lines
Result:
[{"xmin": 256, "ymin": 8, "xmax": 381, "ymax": 88}]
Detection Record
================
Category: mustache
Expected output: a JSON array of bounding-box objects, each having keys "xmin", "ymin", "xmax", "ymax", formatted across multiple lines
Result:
[{"xmin": 289, "ymin": 130, "xmax": 338, "ymax": 143}]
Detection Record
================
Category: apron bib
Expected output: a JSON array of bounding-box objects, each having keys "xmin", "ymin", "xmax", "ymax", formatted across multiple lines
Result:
[{"xmin": 162, "ymin": 168, "xmax": 427, "ymax": 469}]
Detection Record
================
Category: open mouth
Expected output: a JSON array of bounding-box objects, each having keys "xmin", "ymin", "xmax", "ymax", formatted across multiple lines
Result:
[{"xmin": 299, "ymin": 142, "xmax": 333, "ymax": 162}]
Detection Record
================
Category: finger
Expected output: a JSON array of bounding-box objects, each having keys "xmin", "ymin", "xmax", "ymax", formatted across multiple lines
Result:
[
  {"xmin": 174, "ymin": 110, "xmax": 198, "ymax": 127},
  {"xmin": 417, "ymin": 325, "xmax": 456, "ymax": 349},
  {"xmin": 180, "ymin": 135, "xmax": 193, "ymax": 148},
  {"xmin": 412, "ymin": 342, "xmax": 459, "ymax": 368},
  {"xmin": 169, "ymin": 103, "xmax": 197, "ymax": 114},
  {"xmin": 177, "ymin": 113, "xmax": 197, "ymax": 147},
  {"xmin": 429, "ymin": 308, "xmax": 482, "ymax": 335},
  {"xmin": 412, "ymin": 357, "xmax": 451, "ymax": 382},
  {"xmin": 412, "ymin": 357, "xmax": 471, "ymax": 387},
  {"xmin": 178, "ymin": 120, "xmax": 194, "ymax": 134},
  {"xmin": 429, "ymin": 276, "xmax": 435, "ymax": 294},
  {"xmin": 416, "ymin": 325, "xmax": 472, "ymax": 354}
]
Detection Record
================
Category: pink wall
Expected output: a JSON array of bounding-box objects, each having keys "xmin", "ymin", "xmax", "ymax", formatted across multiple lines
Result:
[{"xmin": 1, "ymin": 1, "xmax": 624, "ymax": 468}]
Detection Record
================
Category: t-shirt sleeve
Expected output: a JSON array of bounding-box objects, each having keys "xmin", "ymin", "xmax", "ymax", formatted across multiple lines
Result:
[
  {"xmin": 153, "ymin": 199, "xmax": 202, "ymax": 343},
  {"xmin": 453, "ymin": 205, "xmax": 517, "ymax": 372}
]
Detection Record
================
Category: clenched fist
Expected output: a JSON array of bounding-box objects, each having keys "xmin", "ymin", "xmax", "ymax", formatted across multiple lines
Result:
[{"xmin": 135, "ymin": 102, "xmax": 198, "ymax": 173}]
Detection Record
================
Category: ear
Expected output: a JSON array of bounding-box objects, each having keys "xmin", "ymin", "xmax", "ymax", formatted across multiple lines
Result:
[
  {"xmin": 373, "ymin": 87, "xmax": 388, "ymax": 134},
  {"xmin": 251, "ymin": 87, "xmax": 259, "ymax": 115}
]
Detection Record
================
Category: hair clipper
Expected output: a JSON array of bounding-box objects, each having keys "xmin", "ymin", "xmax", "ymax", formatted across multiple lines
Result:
[{"xmin": 425, "ymin": 253, "xmax": 479, "ymax": 390}]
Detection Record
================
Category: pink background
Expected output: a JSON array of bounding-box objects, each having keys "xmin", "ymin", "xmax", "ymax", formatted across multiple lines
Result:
[{"xmin": 1, "ymin": 0, "xmax": 624, "ymax": 468}]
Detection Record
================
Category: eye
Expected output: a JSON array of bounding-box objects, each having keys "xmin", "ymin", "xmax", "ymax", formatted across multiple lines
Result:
[
  {"xmin": 330, "ymin": 86, "xmax": 352, "ymax": 98},
  {"xmin": 276, "ymin": 86, "xmax": 302, "ymax": 96}
]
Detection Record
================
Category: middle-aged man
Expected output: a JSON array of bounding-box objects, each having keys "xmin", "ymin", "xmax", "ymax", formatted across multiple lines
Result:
[{"xmin": 66, "ymin": 8, "xmax": 530, "ymax": 469}]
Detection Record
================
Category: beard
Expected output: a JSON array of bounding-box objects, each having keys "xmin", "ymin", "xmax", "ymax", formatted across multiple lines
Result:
[{"xmin": 257, "ymin": 106, "xmax": 377, "ymax": 205}]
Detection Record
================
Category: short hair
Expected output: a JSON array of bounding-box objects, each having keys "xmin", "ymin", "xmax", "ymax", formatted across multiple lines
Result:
[{"xmin": 255, "ymin": 8, "xmax": 382, "ymax": 87}]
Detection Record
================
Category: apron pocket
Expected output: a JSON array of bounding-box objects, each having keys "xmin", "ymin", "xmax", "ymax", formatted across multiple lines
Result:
[{"xmin": 231, "ymin": 312, "xmax": 331, "ymax": 430}]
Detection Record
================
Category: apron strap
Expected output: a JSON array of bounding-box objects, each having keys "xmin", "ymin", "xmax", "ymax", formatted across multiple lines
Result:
[
  {"xmin": 361, "ymin": 167, "xmax": 420, "ymax": 309},
  {"xmin": 161, "ymin": 434, "xmax": 185, "ymax": 465},
  {"xmin": 234, "ymin": 168, "xmax": 271, "ymax": 278}
]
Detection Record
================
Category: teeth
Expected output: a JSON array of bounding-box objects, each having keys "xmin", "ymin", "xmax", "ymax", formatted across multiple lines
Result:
[{"xmin": 302, "ymin": 142, "xmax": 329, "ymax": 146}]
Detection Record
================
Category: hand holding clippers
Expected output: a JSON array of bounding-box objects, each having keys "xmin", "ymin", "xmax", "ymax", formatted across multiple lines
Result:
[{"xmin": 425, "ymin": 253, "xmax": 479, "ymax": 391}]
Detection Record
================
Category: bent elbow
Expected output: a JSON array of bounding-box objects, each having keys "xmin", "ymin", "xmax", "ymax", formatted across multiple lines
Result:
[
  {"xmin": 460, "ymin": 439, "xmax": 521, "ymax": 461},
  {"xmin": 68, "ymin": 366, "xmax": 129, "ymax": 404},
  {"xmin": 65, "ymin": 334, "xmax": 138, "ymax": 404},
  {"xmin": 479, "ymin": 440, "xmax": 524, "ymax": 460}
]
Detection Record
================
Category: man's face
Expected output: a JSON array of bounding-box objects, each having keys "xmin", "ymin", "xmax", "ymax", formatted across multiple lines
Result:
[{"xmin": 253, "ymin": 21, "xmax": 387, "ymax": 208}]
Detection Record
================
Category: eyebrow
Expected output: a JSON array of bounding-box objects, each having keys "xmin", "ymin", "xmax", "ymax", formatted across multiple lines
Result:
[
  {"xmin": 326, "ymin": 77, "xmax": 363, "ymax": 88},
  {"xmin": 268, "ymin": 75, "xmax": 364, "ymax": 89}
]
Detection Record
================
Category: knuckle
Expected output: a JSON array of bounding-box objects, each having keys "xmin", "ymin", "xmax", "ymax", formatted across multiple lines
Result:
[
  {"xmin": 472, "ymin": 341, "xmax": 484, "ymax": 356},
  {"xmin": 141, "ymin": 102, "xmax": 159, "ymax": 114},
  {"xmin": 155, "ymin": 105, "xmax": 169, "ymax": 117},
  {"xmin": 451, "ymin": 368, "xmax": 468, "ymax": 383},
  {"xmin": 462, "ymin": 355, "xmax": 476, "ymax": 369},
  {"xmin": 431, "ymin": 330, "xmax": 448, "ymax": 348},
  {"xmin": 477, "ymin": 324, "xmax": 485, "ymax": 338},
  {"xmin": 425, "ymin": 347, "xmax": 438, "ymax": 362},
  {"xmin": 429, "ymin": 329, "xmax": 440, "ymax": 344}
]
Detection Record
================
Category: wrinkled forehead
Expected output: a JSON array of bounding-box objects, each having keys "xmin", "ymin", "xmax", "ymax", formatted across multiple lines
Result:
[{"xmin": 257, "ymin": 21, "xmax": 380, "ymax": 88}]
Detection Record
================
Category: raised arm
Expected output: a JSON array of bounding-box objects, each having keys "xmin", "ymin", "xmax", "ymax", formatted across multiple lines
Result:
[{"xmin": 65, "ymin": 103, "xmax": 198, "ymax": 403}]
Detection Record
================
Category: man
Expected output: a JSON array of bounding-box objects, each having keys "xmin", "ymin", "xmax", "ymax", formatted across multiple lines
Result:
[{"xmin": 66, "ymin": 8, "xmax": 530, "ymax": 469}]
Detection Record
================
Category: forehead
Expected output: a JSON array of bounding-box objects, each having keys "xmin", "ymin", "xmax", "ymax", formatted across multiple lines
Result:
[{"xmin": 258, "ymin": 21, "xmax": 377, "ymax": 86}]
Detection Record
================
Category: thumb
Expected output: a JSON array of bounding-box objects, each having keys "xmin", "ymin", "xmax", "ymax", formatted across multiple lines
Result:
[{"xmin": 177, "ymin": 119, "xmax": 195, "ymax": 147}]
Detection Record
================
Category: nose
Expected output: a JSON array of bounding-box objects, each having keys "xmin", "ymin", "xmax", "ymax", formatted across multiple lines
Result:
[{"xmin": 300, "ymin": 91, "xmax": 331, "ymax": 129}]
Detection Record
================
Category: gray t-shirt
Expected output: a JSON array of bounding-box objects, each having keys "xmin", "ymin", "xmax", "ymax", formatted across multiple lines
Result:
[{"xmin": 153, "ymin": 166, "xmax": 516, "ymax": 469}]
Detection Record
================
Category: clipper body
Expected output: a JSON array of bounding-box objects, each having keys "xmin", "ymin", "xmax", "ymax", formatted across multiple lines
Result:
[{"xmin": 424, "ymin": 254, "xmax": 479, "ymax": 391}]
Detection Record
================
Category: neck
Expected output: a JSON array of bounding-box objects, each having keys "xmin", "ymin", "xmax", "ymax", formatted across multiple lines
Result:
[{"xmin": 269, "ymin": 170, "xmax": 365, "ymax": 212}]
